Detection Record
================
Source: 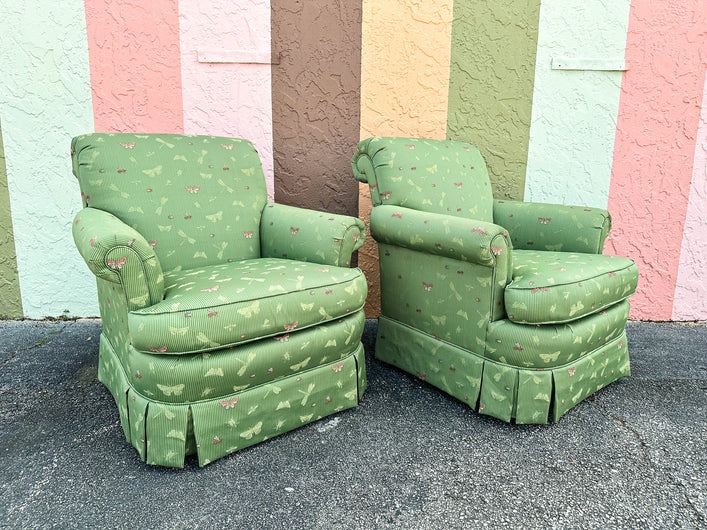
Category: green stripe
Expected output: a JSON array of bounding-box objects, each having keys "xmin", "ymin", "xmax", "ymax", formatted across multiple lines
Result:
[
  {"xmin": 447, "ymin": 0, "xmax": 542, "ymax": 201},
  {"xmin": 0, "ymin": 120, "xmax": 23, "ymax": 317}
]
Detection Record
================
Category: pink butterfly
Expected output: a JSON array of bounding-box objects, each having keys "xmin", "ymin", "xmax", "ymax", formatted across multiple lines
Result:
[
  {"xmin": 352, "ymin": 233, "xmax": 360, "ymax": 241},
  {"xmin": 117, "ymin": 168, "xmax": 126, "ymax": 173},
  {"xmin": 89, "ymin": 237, "xmax": 96, "ymax": 247},
  {"xmin": 107, "ymin": 257, "xmax": 127, "ymax": 269},
  {"xmin": 149, "ymin": 346, "xmax": 168, "ymax": 353},
  {"xmin": 149, "ymin": 240, "xmax": 157, "ymax": 248},
  {"xmin": 325, "ymin": 288, "xmax": 332, "ymax": 295},
  {"xmin": 207, "ymin": 309, "xmax": 218, "ymax": 317},
  {"xmin": 146, "ymin": 188, "xmax": 152, "ymax": 192},
  {"xmin": 608, "ymin": 272, "xmax": 617, "ymax": 277},
  {"xmin": 317, "ymin": 268, "xmax": 330, "ymax": 272},
  {"xmin": 479, "ymin": 403, "xmax": 486, "ymax": 410},
  {"xmin": 274, "ymin": 334, "xmax": 290, "ymax": 343},
  {"xmin": 379, "ymin": 191, "xmax": 392, "ymax": 200},
  {"xmin": 221, "ymin": 144, "xmax": 234, "ymax": 150},
  {"xmin": 410, "ymin": 166, "xmax": 417, "ymax": 170},
  {"xmin": 618, "ymin": 340, "xmax": 624, "ymax": 349},
  {"xmin": 331, "ymin": 361, "xmax": 345, "ymax": 372},
  {"xmin": 391, "ymin": 212, "xmax": 403, "ymax": 219},
  {"xmin": 213, "ymin": 436, "xmax": 222, "ymax": 444},
  {"xmin": 223, "ymin": 167, "xmax": 230, "ymax": 171},
  {"xmin": 370, "ymin": 184, "xmax": 378, "ymax": 190},
  {"xmin": 242, "ymin": 231, "xmax": 254, "ymax": 238},
  {"xmin": 184, "ymin": 214, "xmax": 192, "ymax": 219},
  {"xmin": 325, "ymin": 396, "xmax": 332, "ymax": 404},
  {"xmin": 491, "ymin": 246, "xmax": 503, "ymax": 256},
  {"xmin": 471, "ymin": 227, "xmax": 487, "ymax": 236},
  {"xmin": 422, "ymin": 282, "xmax": 433, "ymax": 291},
  {"xmin": 84, "ymin": 195, "xmax": 90, "ymax": 204},
  {"xmin": 120, "ymin": 142, "xmax": 135, "ymax": 149},
  {"xmin": 513, "ymin": 343, "xmax": 523, "ymax": 351},
  {"xmin": 553, "ymin": 267, "xmax": 565, "ymax": 271},
  {"xmin": 538, "ymin": 217, "xmax": 551, "ymax": 224},
  {"xmin": 449, "ymin": 365, "xmax": 456, "ymax": 371},
  {"xmin": 200, "ymin": 285, "xmax": 219, "ymax": 292},
  {"xmin": 404, "ymin": 144, "xmax": 415, "ymax": 149},
  {"xmin": 266, "ymin": 368, "xmax": 274, "ymax": 375},
  {"xmin": 290, "ymin": 227, "xmax": 300, "ymax": 234},
  {"xmin": 434, "ymin": 243, "xmax": 442, "ymax": 249},
  {"xmin": 134, "ymin": 370, "xmax": 142, "ymax": 378},
  {"xmin": 283, "ymin": 321, "xmax": 299, "ymax": 331},
  {"xmin": 531, "ymin": 287, "xmax": 550, "ymax": 294},
  {"xmin": 185, "ymin": 185, "xmax": 200, "ymax": 193},
  {"xmin": 219, "ymin": 396, "xmax": 238, "ymax": 409},
  {"xmin": 568, "ymin": 367, "xmax": 577, "ymax": 376},
  {"xmin": 416, "ymin": 371, "xmax": 427, "ymax": 380},
  {"xmin": 126, "ymin": 239, "xmax": 135, "ymax": 246},
  {"xmin": 454, "ymin": 182, "xmax": 463, "ymax": 188}
]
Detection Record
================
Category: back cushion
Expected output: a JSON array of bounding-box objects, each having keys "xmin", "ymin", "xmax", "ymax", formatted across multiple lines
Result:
[
  {"xmin": 72, "ymin": 133, "xmax": 267, "ymax": 272},
  {"xmin": 352, "ymin": 137, "xmax": 494, "ymax": 222}
]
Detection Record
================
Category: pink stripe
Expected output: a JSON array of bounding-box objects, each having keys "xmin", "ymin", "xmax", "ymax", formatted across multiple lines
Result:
[
  {"xmin": 606, "ymin": 1, "xmax": 707, "ymax": 320},
  {"xmin": 178, "ymin": 0, "xmax": 274, "ymax": 199},
  {"xmin": 673, "ymin": 70, "xmax": 707, "ymax": 320},
  {"xmin": 85, "ymin": 0, "xmax": 184, "ymax": 132}
]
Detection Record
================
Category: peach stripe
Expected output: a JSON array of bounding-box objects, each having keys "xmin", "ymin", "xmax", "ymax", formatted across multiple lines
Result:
[
  {"xmin": 84, "ymin": 0, "xmax": 184, "ymax": 132},
  {"xmin": 606, "ymin": 0, "xmax": 707, "ymax": 320},
  {"xmin": 673, "ymin": 70, "xmax": 707, "ymax": 320},
  {"xmin": 359, "ymin": 0, "xmax": 454, "ymax": 317}
]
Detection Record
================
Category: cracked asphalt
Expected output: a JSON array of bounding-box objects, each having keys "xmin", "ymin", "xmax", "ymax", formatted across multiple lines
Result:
[{"xmin": 0, "ymin": 319, "xmax": 705, "ymax": 529}]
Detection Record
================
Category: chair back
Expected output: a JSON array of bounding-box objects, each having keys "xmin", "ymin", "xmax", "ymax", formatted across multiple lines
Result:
[
  {"xmin": 72, "ymin": 133, "xmax": 267, "ymax": 272},
  {"xmin": 352, "ymin": 137, "xmax": 494, "ymax": 222}
]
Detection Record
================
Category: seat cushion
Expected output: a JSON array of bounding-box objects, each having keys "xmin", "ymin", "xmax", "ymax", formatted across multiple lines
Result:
[
  {"xmin": 505, "ymin": 250, "xmax": 638, "ymax": 324},
  {"xmin": 129, "ymin": 258, "xmax": 367, "ymax": 354}
]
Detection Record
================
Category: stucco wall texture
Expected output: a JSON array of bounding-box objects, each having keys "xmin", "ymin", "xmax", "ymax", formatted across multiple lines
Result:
[{"xmin": 0, "ymin": 0, "xmax": 705, "ymax": 321}]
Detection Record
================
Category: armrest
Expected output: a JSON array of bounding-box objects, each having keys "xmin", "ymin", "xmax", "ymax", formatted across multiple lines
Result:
[
  {"xmin": 260, "ymin": 203, "xmax": 366, "ymax": 267},
  {"xmin": 73, "ymin": 208, "xmax": 164, "ymax": 310},
  {"xmin": 370, "ymin": 205, "xmax": 511, "ymax": 268},
  {"xmin": 493, "ymin": 200, "xmax": 611, "ymax": 254}
]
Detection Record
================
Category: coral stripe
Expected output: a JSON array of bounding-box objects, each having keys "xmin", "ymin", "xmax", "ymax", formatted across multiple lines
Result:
[
  {"xmin": 179, "ymin": 0, "xmax": 274, "ymax": 200},
  {"xmin": 673, "ymin": 70, "xmax": 707, "ymax": 320},
  {"xmin": 606, "ymin": 1, "xmax": 707, "ymax": 320},
  {"xmin": 85, "ymin": 0, "xmax": 184, "ymax": 132},
  {"xmin": 359, "ymin": 0, "xmax": 453, "ymax": 317}
]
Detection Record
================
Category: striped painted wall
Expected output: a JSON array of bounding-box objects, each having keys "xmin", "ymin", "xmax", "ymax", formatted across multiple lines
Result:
[{"xmin": 0, "ymin": 0, "xmax": 705, "ymax": 321}]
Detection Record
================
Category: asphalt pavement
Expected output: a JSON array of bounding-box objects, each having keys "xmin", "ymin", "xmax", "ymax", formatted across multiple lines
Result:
[{"xmin": 0, "ymin": 319, "xmax": 705, "ymax": 529}]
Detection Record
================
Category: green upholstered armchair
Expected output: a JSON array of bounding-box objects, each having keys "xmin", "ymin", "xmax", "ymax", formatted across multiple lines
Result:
[
  {"xmin": 72, "ymin": 133, "xmax": 367, "ymax": 467},
  {"xmin": 353, "ymin": 137, "xmax": 638, "ymax": 424}
]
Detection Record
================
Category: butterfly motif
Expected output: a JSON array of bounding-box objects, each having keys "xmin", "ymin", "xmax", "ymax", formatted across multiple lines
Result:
[
  {"xmin": 410, "ymin": 166, "xmax": 417, "ymax": 170},
  {"xmin": 146, "ymin": 188, "xmax": 152, "ymax": 192},
  {"xmin": 184, "ymin": 214, "xmax": 192, "ymax": 220},
  {"xmin": 221, "ymin": 144, "xmax": 234, "ymax": 150},
  {"xmin": 223, "ymin": 167, "xmax": 229, "ymax": 171},
  {"xmin": 379, "ymin": 191, "xmax": 392, "ymax": 200},
  {"xmin": 213, "ymin": 436, "xmax": 222, "ymax": 445},
  {"xmin": 266, "ymin": 368, "xmax": 274, "ymax": 375},
  {"xmin": 325, "ymin": 396, "xmax": 332, "ymax": 404},
  {"xmin": 618, "ymin": 340, "xmax": 624, "ymax": 349},
  {"xmin": 531, "ymin": 287, "xmax": 550, "ymax": 294},
  {"xmin": 352, "ymin": 233, "xmax": 360, "ymax": 242},
  {"xmin": 471, "ymin": 227, "xmax": 487, "ymax": 235},
  {"xmin": 242, "ymin": 231, "xmax": 254, "ymax": 238},
  {"xmin": 106, "ymin": 257, "xmax": 127, "ymax": 269},
  {"xmin": 325, "ymin": 288, "xmax": 332, "ymax": 295},
  {"xmin": 422, "ymin": 282, "xmax": 433, "ymax": 291},
  {"xmin": 119, "ymin": 142, "xmax": 135, "ymax": 149},
  {"xmin": 434, "ymin": 243, "xmax": 442, "ymax": 249},
  {"xmin": 404, "ymin": 144, "xmax": 415, "ymax": 149},
  {"xmin": 219, "ymin": 396, "xmax": 238, "ymax": 409},
  {"xmin": 538, "ymin": 217, "xmax": 551, "ymax": 224},
  {"xmin": 415, "ymin": 371, "xmax": 427, "ymax": 380},
  {"xmin": 149, "ymin": 346, "xmax": 168, "ymax": 353},
  {"xmin": 149, "ymin": 240, "xmax": 157, "ymax": 248},
  {"xmin": 207, "ymin": 308, "xmax": 218, "ymax": 317},
  {"xmin": 89, "ymin": 237, "xmax": 97, "ymax": 247},
  {"xmin": 479, "ymin": 403, "xmax": 486, "ymax": 410},
  {"xmin": 274, "ymin": 334, "xmax": 290, "ymax": 343},
  {"xmin": 608, "ymin": 272, "xmax": 617, "ymax": 277},
  {"xmin": 117, "ymin": 168, "xmax": 126, "ymax": 173},
  {"xmin": 454, "ymin": 182, "xmax": 463, "ymax": 188},
  {"xmin": 491, "ymin": 246, "xmax": 503, "ymax": 256},
  {"xmin": 317, "ymin": 268, "xmax": 330, "ymax": 272},
  {"xmin": 134, "ymin": 370, "xmax": 142, "ymax": 378},
  {"xmin": 567, "ymin": 367, "xmax": 577, "ymax": 376},
  {"xmin": 290, "ymin": 227, "xmax": 300, "ymax": 235},
  {"xmin": 553, "ymin": 267, "xmax": 565, "ymax": 271},
  {"xmin": 185, "ymin": 185, "xmax": 200, "ymax": 193},
  {"xmin": 201, "ymin": 286, "xmax": 219, "ymax": 292},
  {"xmin": 126, "ymin": 239, "xmax": 135, "ymax": 246},
  {"xmin": 331, "ymin": 361, "xmax": 345, "ymax": 372},
  {"xmin": 449, "ymin": 365, "xmax": 456, "ymax": 371},
  {"xmin": 391, "ymin": 212, "xmax": 403, "ymax": 219},
  {"xmin": 84, "ymin": 195, "xmax": 90, "ymax": 204},
  {"xmin": 283, "ymin": 321, "xmax": 299, "ymax": 331},
  {"xmin": 513, "ymin": 343, "xmax": 523, "ymax": 351}
]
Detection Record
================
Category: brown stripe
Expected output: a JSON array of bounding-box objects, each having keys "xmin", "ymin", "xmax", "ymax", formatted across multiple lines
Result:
[
  {"xmin": 0, "ymin": 119, "xmax": 24, "ymax": 317},
  {"xmin": 271, "ymin": 1, "xmax": 362, "ymax": 218}
]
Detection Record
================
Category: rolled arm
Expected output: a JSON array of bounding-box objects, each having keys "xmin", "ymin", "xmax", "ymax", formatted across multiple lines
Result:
[
  {"xmin": 370, "ymin": 205, "xmax": 512, "ymax": 268},
  {"xmin": 73, "ymin": 208, "xmax": 164, "ymax": 310},
  {"xmin": 493, "ymin": 200, "xmax": 611, "ymax": 254},
  {"xmin": 260, "ymin": 203, "xmax": 366, "ymax": 267}
]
